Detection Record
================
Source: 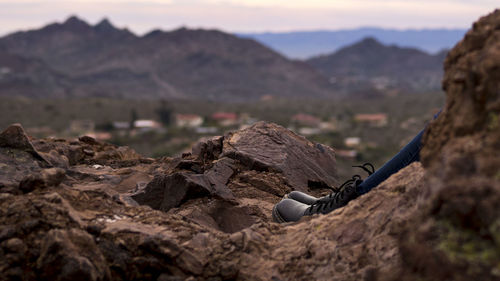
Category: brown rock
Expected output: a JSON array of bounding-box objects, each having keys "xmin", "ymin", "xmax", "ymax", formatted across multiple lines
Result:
[
  {"xmin": 0, "ymin": 123, "xmax": 35, "ymax": 151},
  {"xmin": 421, "ymin": 9, "xmax": 500, "ymax": 178},
  {"xmin": 0, "ymin": 123, "xmax": 51, "ymax": 164},
  {"xmin": 399, "ymin": 10, "xmax": 500, "ymax": 281},
  {"xmin": 192, "ymin": 135, "xmax": 224, "ymax": 164},
  {"xmin": 222, "ymin": 122, "xmax": 338, "ymax": 191},
  {"xmin": 19, "ymin": 168, "xmax": 65, "ymax": 193},
  {"xmin": 132, "ymin": 172, "xmax": 213, "ymax": 211},
  {"xmin": 36, "ymin": 228, "xmax": 110, "ymax": 281}
]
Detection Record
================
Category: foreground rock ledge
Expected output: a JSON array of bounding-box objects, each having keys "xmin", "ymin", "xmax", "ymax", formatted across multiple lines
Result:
[{"xmin": 1, "ymin": 10, "xmax": 500, "ymax": 281}]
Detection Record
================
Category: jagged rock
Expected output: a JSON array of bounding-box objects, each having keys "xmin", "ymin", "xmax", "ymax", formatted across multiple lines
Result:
[
  {"xmin": 36, "ymin": 228, "xmax": 111, "ymax": 281},
  {"xmin": 132, "ymin": 122, "xmax": 336, "ymax": 213},
  {"xmin": 192, "ymin": 136, "xmax": 224, "ymax": 164},
  {"xmin": 222, "ymin": 122, "xmax": 338, "ymax": 191},
  {"xmin": 0, "ymin": 123, "xmax": 36, "ymax": 151},
  {"xmin": 132, "ymin": 172, "xmax": 213, "ymax": 211},
  {"xmin": 19, "ymin": 168, "xmax": 65, "ymax": 193},
  {"xmin": 397, "ymin": 10, "xmax": 500, "ymax": 281},
  {"xmin": 0, "ymin": 123, "xmax": 51, "ymax": 164}
]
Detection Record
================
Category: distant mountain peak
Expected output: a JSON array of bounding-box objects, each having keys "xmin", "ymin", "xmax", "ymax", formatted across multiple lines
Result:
[
  {"xmin": 94, "ymin": 18, "xmax": 116, "ymax": 32},
  {"xmin": 359, "ymin": 37, "xmax": 379, "ymax": 44},
  {"xmin": 355, "ymin": 37, "xmax": 383, "ymax": 47},
  {"xmin": 63, "ymin": 15, "xmax": 89, "ymax": 28}
]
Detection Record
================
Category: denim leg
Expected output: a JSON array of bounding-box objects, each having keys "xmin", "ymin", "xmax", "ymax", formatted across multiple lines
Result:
[
  {"xmin": 356, "ymin": 129, "xmax": 424, "ymax": 194},
  {"xmin": 356, "ymin": 109, "xmax": 441, "ymax": 194}
]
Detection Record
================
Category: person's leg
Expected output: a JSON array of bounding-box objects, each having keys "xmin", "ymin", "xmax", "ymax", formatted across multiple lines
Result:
[
  {"xmin": 357, "ymin": 110, "xmax": 441, "ymax": 194},
  {"xmin": 356, "ymin": 129, "xmax": 423, "ymax": 194}
]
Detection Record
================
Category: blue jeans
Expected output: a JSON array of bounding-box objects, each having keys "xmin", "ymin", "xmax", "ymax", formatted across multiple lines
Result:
[{"xmin": 357, "ymin": 111, "xmax": 440, "ymax": 194}]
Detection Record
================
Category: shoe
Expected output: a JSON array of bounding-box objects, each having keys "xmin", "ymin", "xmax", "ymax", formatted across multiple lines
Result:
[
  {"xmin": 284, "ymin": 163, "xmax": 374, "ymax": 205},
  {"xmin": 272, "ymin": 199, "xmax": 310, "ymax": 223},
  {"xmin": 272, "ymin": 175, "xmax": 363, "ymax": 223}
]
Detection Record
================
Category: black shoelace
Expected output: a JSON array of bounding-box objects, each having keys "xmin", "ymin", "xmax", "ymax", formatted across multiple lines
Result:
[
  {"xmin": 327, "ymin": 163, "xmax": 375, "ymax": 193},
  {"xmin": 307, "ymin": 163, "xmax": 375, "ymax": 214},
  {"xmin": 306, "ymin": 175, "xmax": 362, "ymax": 214},
  {"xmin": 352, "ymin": 163, "xmax": 375, "ymax": 177}
]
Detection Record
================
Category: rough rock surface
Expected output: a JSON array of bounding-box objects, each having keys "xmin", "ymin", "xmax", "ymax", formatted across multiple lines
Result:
[
  {"xmin": 0, "ymin": 10, "xmax": 499, "ymax": 281},
  {"xmin": 132, "ymin": 122, "xmax": 338, "ymax": 216}
]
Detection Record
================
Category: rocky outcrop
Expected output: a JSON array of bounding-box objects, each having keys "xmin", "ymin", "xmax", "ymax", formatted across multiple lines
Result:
[
  {"xmin": 132, "ymin": 122, "xmax": 338, "ymax": 214},
  {"xmin": 398, "ymin": 10, "xmax": 500, "ymax": 281},
  {"xmin": 0, "ymin": 10, "xmax": 499, "ymax": 281}
]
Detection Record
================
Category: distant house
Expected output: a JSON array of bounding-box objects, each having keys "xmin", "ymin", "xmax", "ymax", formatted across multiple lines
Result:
[
  {"xmin": 90, "ymin": 132, "xmax": 112, "ymax": 141},
  {"xmin": 134, "ymin": 120, "xmax": 161, "ymax": 129},
  {"xmin": 212, "ymin": 112, "xmax": 238, "ymax": 126},
  {"xmin": 195, "ymin": 127, "xmax": 218, "ymax": 134},
  {"xmin": 113, "ymin": 121, "xmax": 130, "ymax": 130},
  {"xmin": 175, "ymin": 114, "xmax": 203, "ymax": 128},
  {"xmin": 133, "ymin": 120, "xmax": 162, "ymax": 133},
  {"xmin": 344, "ymin": 137, "xmax": 361, "ymax": 148},
  {"xmin": 319, "ymin": 120, "xmax": 338, "ymax": 132},
  {"xmin": 354, "ymin": 113, "xmax": 388, "ymax": 127},
  {"xmin": 336, "ymin": 149, "xmax": 358, "ymax": 159},
  {"xmin": 291, "ymin": 113, "xmax": 321, "ymax": 127},
  {"xmin": 298, "ymin": 127, "xmax": 321, "ymax": 136}
]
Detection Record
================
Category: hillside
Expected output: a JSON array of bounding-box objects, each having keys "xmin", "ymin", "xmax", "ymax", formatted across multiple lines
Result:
[
  {"xmin": 0, "ymin": 16, "xmax": 332, "ymax": 101},
  {"xmin": 0, "ymin": 49, "xmax": 70, "ymax": 98},
  {"xmin": 307, "ymin": 37, "xmax": 446, "ymax": 94}
]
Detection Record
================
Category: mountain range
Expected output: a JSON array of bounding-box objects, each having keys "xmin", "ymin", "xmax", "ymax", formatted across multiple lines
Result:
[
  {"xmin": 0, "ymin": 16, "xmax": 332, "ymax": 101},
  {"xmin": 307, "ymin": 37, "xmax": 447, "ymax": 94},
  {"xmin": 239, "ymin": 28, "xmax": 465, "ymax": 59},
  {"xmin": 0, "ymin": 16, "xmax": 449, "ymax": 101}
]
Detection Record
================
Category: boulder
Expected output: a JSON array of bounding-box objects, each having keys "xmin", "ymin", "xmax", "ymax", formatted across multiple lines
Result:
[
  {"xmin": 19, "ymin": 168, "xmax": 66, "ymax": 193},
  {"xmin": 36, "ymin": 228, "xmax": 110, "ymax": 281},
  {"xmin": 131, "ymin": 122, "xmax": 337, "ymax": 213},
  {"xmin": 222, "ymin": 122, "xmax": 338, "ymax": 191},
  {"xmin": 0, "ymin": 123, "xmax": 51, "ymax": 164},
  {"xmin": 397, "ymin": 10, "xmax": 500, "ymax": 281}
]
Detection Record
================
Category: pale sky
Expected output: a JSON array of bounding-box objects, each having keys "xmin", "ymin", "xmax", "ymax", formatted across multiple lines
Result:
[{"xmin": 0, "ymin": 0, "xmax": 498, "ymax": 36}]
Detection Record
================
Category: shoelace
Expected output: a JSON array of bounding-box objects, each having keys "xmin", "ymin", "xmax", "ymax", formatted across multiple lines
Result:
[
  {"xmin": 307, "ymin": 175, "xmax": 362, "ymax": 214},
  {"xmin": 352, "ymin": 163, "xmax": 375, "ymax": 176},
  {"xmin": 327, "ymin": 163, "xmax": 375, "ymax": 193}
]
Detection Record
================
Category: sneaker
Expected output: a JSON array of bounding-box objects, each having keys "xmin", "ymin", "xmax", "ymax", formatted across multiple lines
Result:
[
  {"xmin": 284, "ymin": 163, "xmax": 374, "ymax": 205},
  {"xmin": 272, "ymin": 175, "xmax": 363, "ymax": 223}
]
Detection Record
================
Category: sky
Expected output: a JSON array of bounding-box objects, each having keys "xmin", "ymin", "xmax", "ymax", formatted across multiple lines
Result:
[{"xmin": 0, "ymin": 0, "xmax": 498, "ymax": 36}]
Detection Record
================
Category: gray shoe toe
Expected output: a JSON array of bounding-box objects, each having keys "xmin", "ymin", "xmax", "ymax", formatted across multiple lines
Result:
[{"xmin": 272, "ymin": 199, "xmax": 310, "ymax": 223}]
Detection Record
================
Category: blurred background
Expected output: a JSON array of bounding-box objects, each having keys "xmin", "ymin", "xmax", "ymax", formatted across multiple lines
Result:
[{"xmin": 0, "ymin": 0, "xmax": 497, "ymax": 179}]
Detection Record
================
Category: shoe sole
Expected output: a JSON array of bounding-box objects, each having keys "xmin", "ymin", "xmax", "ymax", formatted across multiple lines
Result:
[{"xmin": 272, "ymin": 203, "xmax": 287, "ymax": 223}]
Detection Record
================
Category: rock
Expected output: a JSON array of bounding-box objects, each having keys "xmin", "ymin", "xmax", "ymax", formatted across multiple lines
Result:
[
  {"xmin": 78, "ymin": 135, "xmax": 100, "ymax": 146},
  {"xmin": 421, "ymin": 10, "xmax": 500, "ymax": 178},
  {"xmin": 19, "ymin": 168, "xmax": 65, "ymax": 193},
  {"xmin": 0, "ymin": 123, "xmax": 36, "ymax": 151},
  {"xmin": 132, "ymin": 123, "xmax": 335, "ymax": 213},
  {"xmin": 95, "ymin": 146, "xmax": 142, "ymax": 163},
  {"xmin": 131, "ymin": 172, "xmax": 213, "ymax": 211},
  {"xmin": 192, "ymin": 136, "xmax": 224, "ymax": 164},
  {"xmin": 222, "ymin": 122, "xmax": 338, "ymax": 191},
  {"xmin": 398, "ymin": 10, "xmax": 500, "ymax": 281},
  {"xmin": 36, "ymin": 228, "xmax": 110, "ymax": 281},
  {"xmin": 0, "ymin": 123, "xmax": 51, "ymax": 164},
  {"xmin": 38, "ymin": 150, "xmax": 70, "ymax": 168}
]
